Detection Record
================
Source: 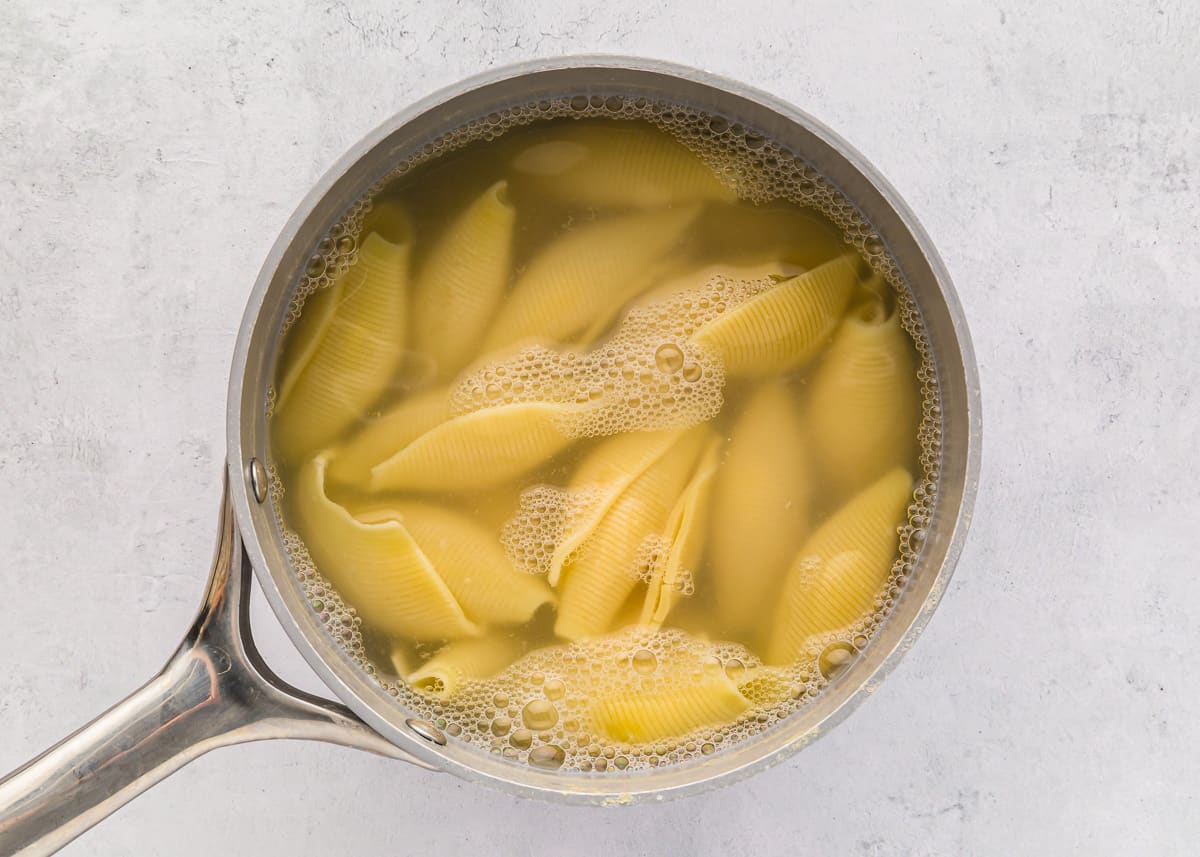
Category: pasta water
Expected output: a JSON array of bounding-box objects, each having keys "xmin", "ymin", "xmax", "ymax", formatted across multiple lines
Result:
[{"xmin": 267, "ymin": 102, "xmax": 941, "ymax": 773}]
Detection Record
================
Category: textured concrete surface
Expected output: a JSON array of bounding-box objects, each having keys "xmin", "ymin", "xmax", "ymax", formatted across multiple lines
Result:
[{"xmin": 2, "ymin": 2, "xmax": 1198, "ymax": 855}]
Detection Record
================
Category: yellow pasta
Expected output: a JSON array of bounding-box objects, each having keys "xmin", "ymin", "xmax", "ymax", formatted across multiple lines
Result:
[
  {"xmin": 690, "ymin": 252, "xmax": 862, "ymax": 378},
  {"xmin": 369, "ymin": 401, "xmax": 583, "ymax": 493},
  {"xmin": 404, "ymin": 636, "xmax": 524, "ymax": 699},
  {"xmin": 545, "ymin": 428, "xmax": 698, "ymax": 586},
  {"xmin": 410, "ymin": 181, "xmax": 516, "ymax": 378},
  {"xmin": 693, "ymin": 203, "xmax": 845, "ymax": 269},
  {"xmin": 267, "ymin": 114, "xmax": 935, "ymax": 767},
  {"xmin": 591, "ymin": 674, "xmax": 750, "ymax": 744},
  {"xmin": 646, "ymin": 261, "xmax": 800, "ymax": 299},
  {"xmin": 359, "ymin": 501, "xmax": 554, "ymax": 625},
  {"xmin": 327, "ymin": 386, "xmax": 450, "ymax": 487},
  {"xmin": 291, "ymin": 455, "xmax": 478, "ymax": 641},
  {"xmin": 573, "ymin": 260, "xmax": 803, "ymax": 347},
  {"xmin": 480, "ymin": 206, "xmax": 699, "ymax": 353},
  {"xmin": 588, "ymin": 259, "xmax": 792, "ymax": 329},
  {"xmin": 807, "ymin": 295, "xmax": 918, "ymax": 498},
  {"xmin": 554, "ymin": 427, "xmax": 710, "ymax": 641},
  {"xmin": 640, "ymin": 437, "xmax": 721, "ymax": 627},
  {"xmin": 766, "ymin": 468, "xmax": 913, "ymax": 665},
  {"xmin": 511, "ymin": 121, "xmax": 735, "ymax": 208},
  {"xmin": 275, "ymin": 277, "xmax": 340, "ymax": 407},
  {"xmin": 274, "ymin": 213, "xmax": 412, "ymax": 462},
  {"xmin": 710, "ymin": 382, "xmax": 813, "ymax": 637}
]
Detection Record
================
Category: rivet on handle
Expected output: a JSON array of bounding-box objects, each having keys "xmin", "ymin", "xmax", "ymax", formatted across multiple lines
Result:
[
  {"xmin": 405, "ymin": 719, "xmax": 447, "ymax": 746},
  {"xmin": 248, "ymin": 458, "xmax": 269, "ymax": 504}
]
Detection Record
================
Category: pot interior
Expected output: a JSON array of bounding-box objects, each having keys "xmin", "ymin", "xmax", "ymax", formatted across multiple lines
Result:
[{"xmin": 227, "ymin": 58, "xmax": 979, "ymax": 804}]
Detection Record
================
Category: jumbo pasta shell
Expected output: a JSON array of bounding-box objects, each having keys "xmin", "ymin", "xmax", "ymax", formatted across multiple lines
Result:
[
  {"xmin": 640, "ymin": 436, "xmax": 722, "ymax": 627},
  {"xmin": 511, "ymin": 121, "xmax": 735, "ymax": 208},
  {"xmin": 692, "ymin": 203, "xmax": 845, "ymax": 269},
  {"xmin": 545, "ymin": 428, "xmax": 701, "ymax": 586},
  {"xmin": 481, "ymin": 206, "xmax": 699, "ymax": 353},
  {"xmin": 291, "ymin": 455, "xmax": 478, "ymax": 641},
  {"xmin": 273, "ymin": 214, "xmax": 413, "ymax": 461},
  {"xmin": 766, "ymin": 468, "xmax": 913, "ymax": 665},
  {"xmin": 554, "ymin": 427, "xmax": 710, "ymax": 641},
  {"xmin": 370, "ymin": 401, "xmax": 584, "ymax": 493},
  {"xmin": 410, "ymin": 181, "xmax": 516, "ymax": 378},
  {"xmin": 690, "ymin": 252, "xmax": 861, "ymax": 378},
  {"xmin": 808, "ymin": 296, "xmax": 918, "ymax": 498},
  {"xmin": 403, "ymin": 636, "xmax": 524, "ymax": 699},
  {"xmin": 360, "ymin": 501, "xmax": 554, "ymax": 626},
  {"xmin": 591, "ymin": 674, "xmax": 750, "ymax": 744},
  {"xmin": 328, "ymin": 386, "xmax": 451, "ymax": 487},
  {"xmin": 709, "ymin": 382, "xmax": 812, "ymax": 637}
]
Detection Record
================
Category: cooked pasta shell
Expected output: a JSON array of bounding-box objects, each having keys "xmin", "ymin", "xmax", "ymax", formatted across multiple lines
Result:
[
  {"xmin": 690, "ymin": 252, "xmax": 861, "ymax": 378},
  {"xmin": 693, "ymin": 203, "xmax": 845, "ymax": 269},
  {"xmin": 369, "ymin": 401, "xmax": 583, "ymax": 493},
  {"xmin": 710, "ymin": 382, "xmax": 812, "ymax": 637},
  {"xmin": 640, "ymin": 437, "xmax": 722, "ymax": 627},
  {"xmin": 766, "ymin": 468, "xmax": 913, "ymax": 665},
  {"xmin": 645, "ymin": 261, "xmax": 801, "ymax": 301},
  {"xmin": 546, "ymin": 428, "xmax": 698, "ymax": 586},
  {"xmin": 807, "ymin": 296, "xmax": 918, "ymax": 498},
  {"xmin": 403, "ymin": 636, "xmax": 524, "ymax": 699},
  {"xmin": 575, "ymin": 261, "xmax": 803, "ymax": 346},
  {"xmin": 638, "ymin": 257, "xmax": 794, "ymax": 310},
  {"xmin": 591, "ymin": 674, "xmax": 750, "ymax": 744},
  {"xmin": 273, "ymin": 217, "xmax": 412, "ymax": 462},
  {"xmin": 359, "ymin": 501, "xmax": 554, "ymax": 626},
  {"xmin": 511, "ymin": 121, "xmax": 735, "ymax": 208},
  {"xmin": 480, "ymin": 206, "xmax": 699, "ymax": 353},
  {"xmin": 290, "ymin": 454, "xmax": 478, "ymax": 641},
  {"xmin": 554, "ymin": 427, "xmax": 710, "ymax": 641},
  {"xmin": 276, "ymin": 282, "xmax": 340, "ymax": 408},
  {"xmin": 327, "ymin": 386, "xmax": 450, "ymax": 487},
  {"xmin": 410, "ymin": 181, "xmax": 516, "ymax": 377}
]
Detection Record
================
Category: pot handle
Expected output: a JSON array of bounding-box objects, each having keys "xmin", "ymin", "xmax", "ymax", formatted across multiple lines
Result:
[{"xmin": 0, "ymin": 479, "xmax": 430, "ymax": 857}]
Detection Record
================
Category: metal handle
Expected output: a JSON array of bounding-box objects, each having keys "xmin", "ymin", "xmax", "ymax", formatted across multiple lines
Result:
[{"xmin": 0, "ymin": 479, "xmax": 429, "ymax": 857}]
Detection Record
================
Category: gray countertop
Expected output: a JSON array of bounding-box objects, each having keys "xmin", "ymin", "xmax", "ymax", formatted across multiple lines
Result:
[{"xmin": 2, "ymin": 2, "xmax": 1197, "ymax": 854}]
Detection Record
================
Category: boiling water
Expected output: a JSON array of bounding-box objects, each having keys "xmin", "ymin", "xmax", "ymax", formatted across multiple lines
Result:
[{"xmin": 267, "ymin": 100, "xmax": 941, "ymax": 774}]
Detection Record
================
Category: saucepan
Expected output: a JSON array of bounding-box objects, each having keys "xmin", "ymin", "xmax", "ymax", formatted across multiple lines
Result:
[{"xmin": 0, "ymin": 56, "xmax": 980, "ymax": 856}]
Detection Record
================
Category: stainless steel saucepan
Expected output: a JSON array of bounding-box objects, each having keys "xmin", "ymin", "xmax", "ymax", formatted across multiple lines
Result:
[{"xmin": 0, "ymin": 56, "xmax": 981, "ymax": 857}]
